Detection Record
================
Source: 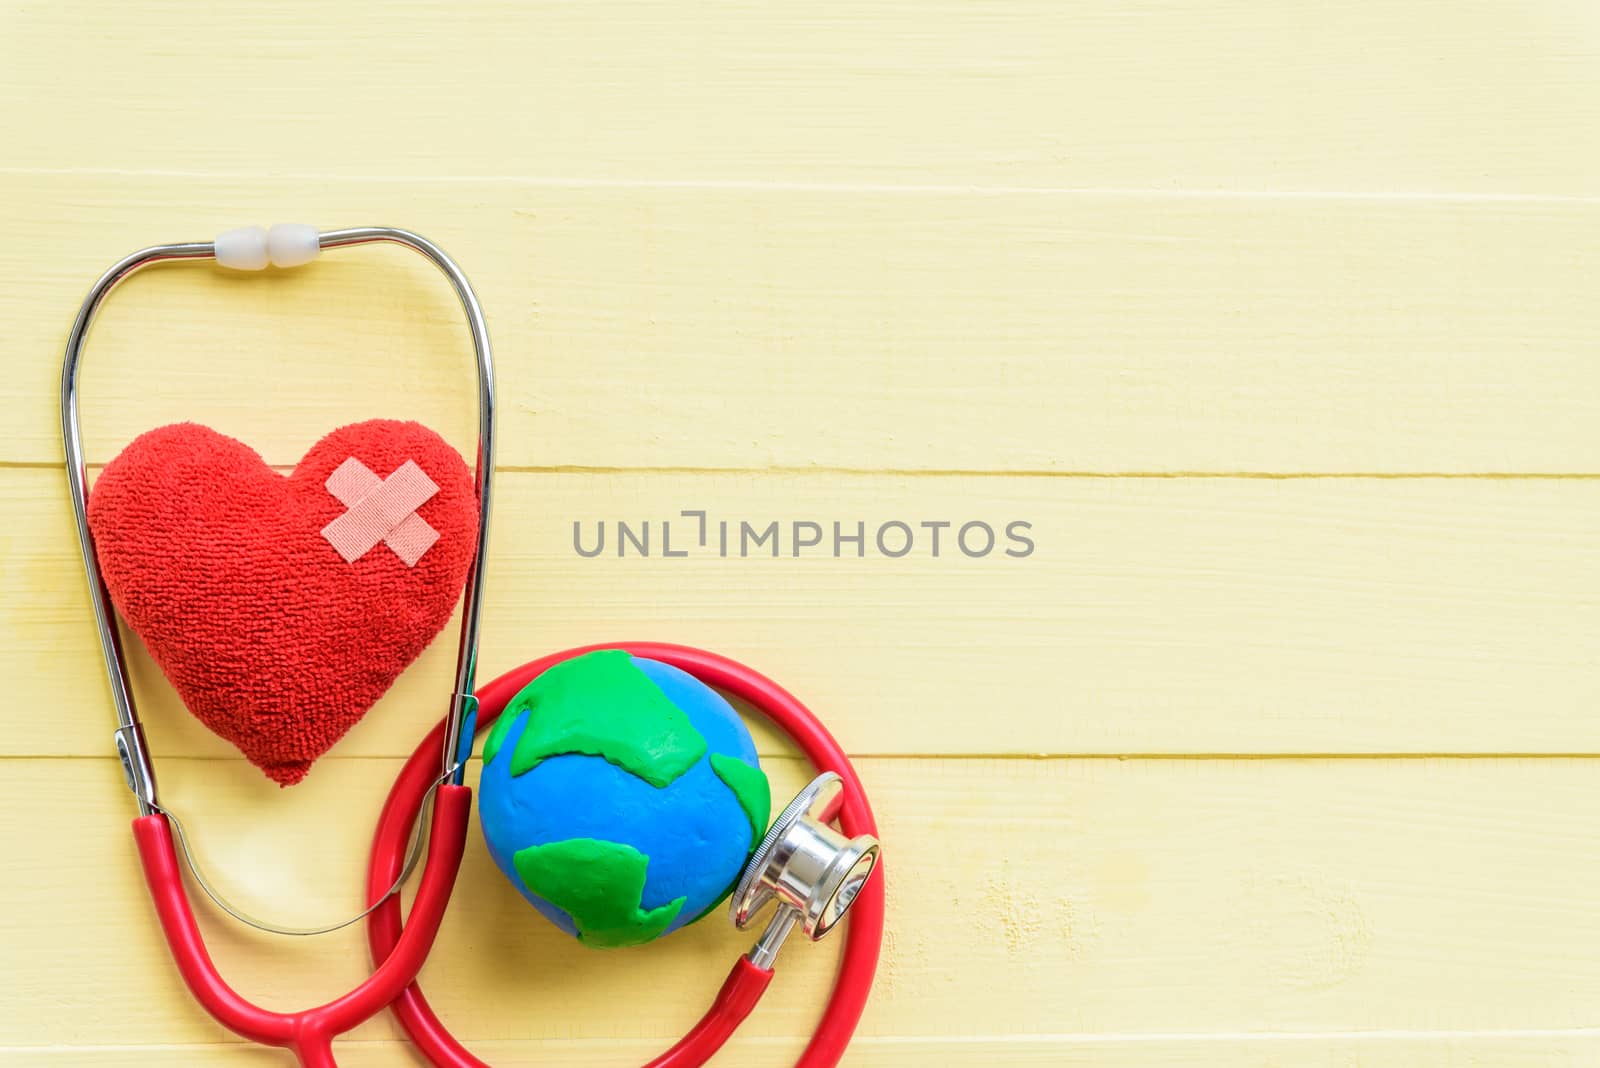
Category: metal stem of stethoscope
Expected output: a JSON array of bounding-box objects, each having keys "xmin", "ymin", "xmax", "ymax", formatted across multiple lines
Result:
[{"xmin": 61, "ymin": 226, "xmax": 495, "ymax": 935}]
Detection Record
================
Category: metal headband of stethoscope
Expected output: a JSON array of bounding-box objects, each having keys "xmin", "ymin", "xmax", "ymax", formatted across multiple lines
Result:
[{"xmin": 62, "ymin": 226, "xmax": 495, "ymax": 935}]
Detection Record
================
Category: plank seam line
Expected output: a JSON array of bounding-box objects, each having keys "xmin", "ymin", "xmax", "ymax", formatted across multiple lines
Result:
[
  {"xmin": 22, "ymin": 753, "xmax": 1600, "ymax": 763},
  {"xmin": 7, "ymin": 166, "xmax": 1600, "ymax": 204},
  {"xmin": 13, "ymin": 460, "xmax": 1600, "ymax": 480},
  {"xmin": 498, "ymin": 467, "xmax": 1600, "ymax": 481},
  {"xmin": 871, "ymin": 1030, "xmax": 1600, "ymax": 1042},
  {"xmin": 12, "ymin": 1029, "xmax": 1600, "ymax": 1051}
]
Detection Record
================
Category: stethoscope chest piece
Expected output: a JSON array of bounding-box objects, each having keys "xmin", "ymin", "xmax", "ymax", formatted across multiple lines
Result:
[{"xmin": 732, "ymin": 771, "xmax": 881, "ymax": 967}]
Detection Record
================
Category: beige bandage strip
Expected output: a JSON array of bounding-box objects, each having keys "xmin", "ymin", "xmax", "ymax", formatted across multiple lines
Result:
[{"xmin": 321, "ymin": 457, "xmax": 441, "ymax": 567}]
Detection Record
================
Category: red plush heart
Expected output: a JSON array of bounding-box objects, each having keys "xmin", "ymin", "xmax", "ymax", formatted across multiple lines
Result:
[{"xmin": 87, "ymin": 420, "xmax": 479, "ymax": 785}]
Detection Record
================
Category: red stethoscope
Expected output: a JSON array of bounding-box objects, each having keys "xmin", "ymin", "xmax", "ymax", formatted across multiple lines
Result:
[{"xmin": 63, "ymin": 228, "xmax": 884, "ymax": 1067}]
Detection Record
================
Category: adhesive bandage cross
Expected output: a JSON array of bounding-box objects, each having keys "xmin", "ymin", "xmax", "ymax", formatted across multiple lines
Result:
[{"xmin": 321, "ymin": 458, "xmax": 441, "ymax": 566}]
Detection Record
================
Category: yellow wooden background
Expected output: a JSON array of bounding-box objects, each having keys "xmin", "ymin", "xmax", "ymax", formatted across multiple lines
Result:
[{"xmin": 4, "ymin": 2, "xmax": 1600, "ymax": 1065}]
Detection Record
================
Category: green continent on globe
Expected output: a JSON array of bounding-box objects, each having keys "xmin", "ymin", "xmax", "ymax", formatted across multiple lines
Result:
[
  {"xmin": 710, "ymin": 753, "xmax": 771, "ymax": 849},
  {"xmin": 483, "ymin": 649, "xmax": 707, "ymax": 788},
  {"xmin": 513, "ymin": 837, "xmax": 687, "ymax": 948}
]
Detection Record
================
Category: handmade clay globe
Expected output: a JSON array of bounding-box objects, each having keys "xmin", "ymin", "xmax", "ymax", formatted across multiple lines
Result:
[{"xmin": 477, "ymin": 650, "xmax": 771, "ymax": 948}]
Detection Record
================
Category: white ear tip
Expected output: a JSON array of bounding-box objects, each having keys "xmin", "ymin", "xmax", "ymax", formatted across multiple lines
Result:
[
  {"xmin": 214, "ymin": 226, "xmax": 269, "ymax": 271},
  {"xmin": 267, "ymin": 223, "xmax": 321, "ymax": 268}
]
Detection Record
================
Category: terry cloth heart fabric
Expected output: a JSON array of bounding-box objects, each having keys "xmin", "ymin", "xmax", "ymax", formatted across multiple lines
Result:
[{"xmin": 87, "ymin": 419, "xmax": 479, "ymax": 785}]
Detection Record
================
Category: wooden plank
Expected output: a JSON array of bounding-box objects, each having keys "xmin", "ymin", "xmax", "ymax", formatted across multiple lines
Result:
[
  {"xmin": 5, "ymin": 173, "xmax": 1600, "ymax": 473},
  {"xmin": 10, "ymin": 1034, "xmax": 1600, "ymax": 1067},
  {"xmin": 3, "ymin": 3, "xmax": 1599, "ymax": 195},
  {"xmin": 10, "ymin": 467, "xmax": 1597, "ymax": 758},
  {"xmin": 8, "ymin": 755, "xmax": 1600, "ymax": 1050}
]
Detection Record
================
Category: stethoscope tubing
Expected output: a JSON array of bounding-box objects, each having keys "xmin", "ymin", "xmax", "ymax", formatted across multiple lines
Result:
[
  {"xmin": 366, "ymin": 642, "xmax": 885, "ymax": 1068},
  {"xmin": 134, "ymin": 786, "xmax": 471, "ymax": 1067}
]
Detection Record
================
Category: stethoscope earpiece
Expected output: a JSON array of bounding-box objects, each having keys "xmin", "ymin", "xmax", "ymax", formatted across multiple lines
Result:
[{"xmin": 731, "ymin": 771, "xmax": 881, "ymax": 968}]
